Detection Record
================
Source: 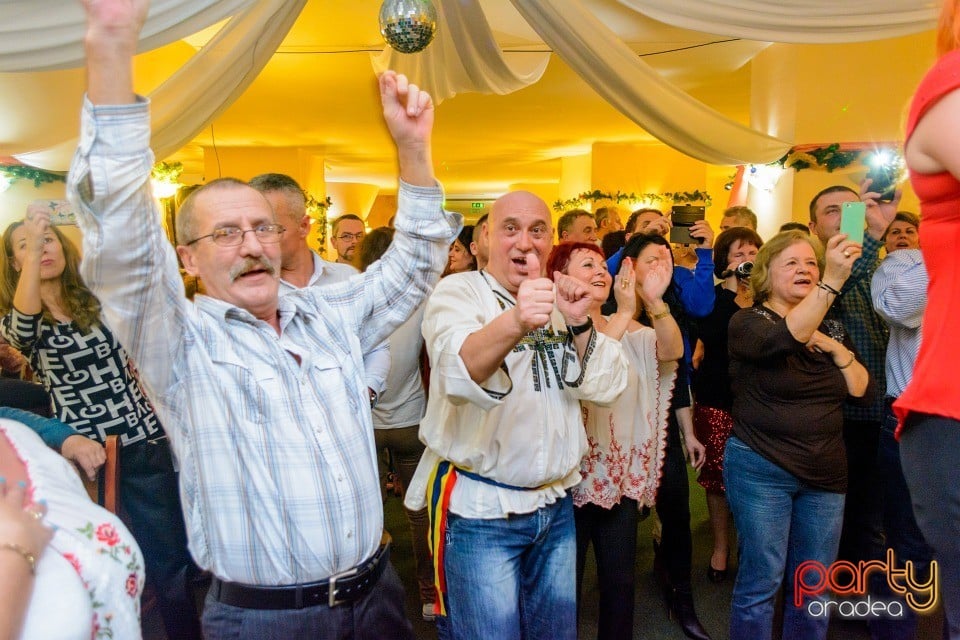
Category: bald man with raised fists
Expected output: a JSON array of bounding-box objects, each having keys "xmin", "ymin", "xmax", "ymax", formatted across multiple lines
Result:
[{"xmin": 406, "ymin": 191, "xmax": 628, "ymax": 639}]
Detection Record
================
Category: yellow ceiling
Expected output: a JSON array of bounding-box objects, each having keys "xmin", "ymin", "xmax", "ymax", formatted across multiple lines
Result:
[
  {"xmin": 160, "ymin": 0, "xmax": 764, "ymax": 195},
  {"xmin": 0, "ymin": 0, "xmax": 936, "ymax": 202}
]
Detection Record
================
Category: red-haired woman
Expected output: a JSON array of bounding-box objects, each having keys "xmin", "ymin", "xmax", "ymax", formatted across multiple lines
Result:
[{"xmin": 547, "ymin": 241, "xmax": 682, "ymax": 640}]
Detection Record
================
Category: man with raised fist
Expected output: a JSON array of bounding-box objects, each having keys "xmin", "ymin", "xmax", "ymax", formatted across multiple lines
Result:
[
  {"xmin": 405, "ymin": 190, "xmax": 628, "ymax": 639},
  {"xmin": 69, "ymin": 1, "xmax": 459, "ymax": 638}
]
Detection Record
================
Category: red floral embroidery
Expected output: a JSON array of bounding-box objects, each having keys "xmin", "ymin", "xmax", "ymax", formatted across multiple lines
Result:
[
  {"xmin": 126, "ymin": 574, "xmax": 138, "ymax": 597},
  {"xmin": 62, "ymin": 552, "xmax": 82, "ymax": 574},
  {"xmin": 95, "ymin": 523, "xmax": 120, "ymax": 546}
]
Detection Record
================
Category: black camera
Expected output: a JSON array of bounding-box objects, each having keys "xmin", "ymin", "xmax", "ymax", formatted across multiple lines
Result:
[{"xmin": 721, "ymin": 261, "xmax": 754, "ymax": 280}]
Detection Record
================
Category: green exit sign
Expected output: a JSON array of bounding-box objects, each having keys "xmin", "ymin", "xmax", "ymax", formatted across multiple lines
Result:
[{"xmin": 471, "ymin": 202, "xmax": 484, "ymax": 209}]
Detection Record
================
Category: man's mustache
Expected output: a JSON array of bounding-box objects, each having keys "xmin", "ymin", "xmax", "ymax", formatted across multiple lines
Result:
[{"xmin": 230, "ymin": 257, "xmax": 277, "ymax": 281}]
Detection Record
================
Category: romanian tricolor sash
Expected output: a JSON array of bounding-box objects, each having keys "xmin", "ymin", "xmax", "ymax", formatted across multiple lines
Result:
[
  {"xmin": 426, "ymin": 460, "xmax": 551, "ymax": 617},
  {"xmin": 426, "ymin": 459, "xmax": 458, "ymax": 617}
]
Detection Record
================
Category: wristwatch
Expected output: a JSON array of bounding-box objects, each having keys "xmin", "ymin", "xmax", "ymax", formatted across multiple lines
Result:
[{"xmin": 568, "ymin": 317, "xmax": 594, "ymax": 336}]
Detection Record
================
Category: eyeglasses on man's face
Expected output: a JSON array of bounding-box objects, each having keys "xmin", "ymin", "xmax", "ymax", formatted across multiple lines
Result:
[
  {"xmin": 186, "ymin": 224, "xmax": 286, "ymax": 247},
  {"xmin": 336, "ymin": 232, "xmax": 364, "ymax": 242}
]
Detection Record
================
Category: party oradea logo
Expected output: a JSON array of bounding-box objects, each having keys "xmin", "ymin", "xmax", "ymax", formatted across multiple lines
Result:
[{"xmin": 794, "ymin": 550, "xmax": 938, "ymax": 619}]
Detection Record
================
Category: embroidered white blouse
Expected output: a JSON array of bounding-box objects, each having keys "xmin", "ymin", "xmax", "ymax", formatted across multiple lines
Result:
[
  {"xmin": 1, "ymin": 418, "xmax": 143, "ymax": 640},
  {"xmin": 573, "ymin": 327, "xmax": 677, "ymax": 510},
  {"xmin": 405, "ymin": 270, "xmax": 629, "ymax": 518}
]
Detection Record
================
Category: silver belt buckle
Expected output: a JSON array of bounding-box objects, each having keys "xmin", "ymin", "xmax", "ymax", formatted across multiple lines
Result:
[{"xmin": 327, "ymin": 566, "xmax": 359, "ymax": 607}]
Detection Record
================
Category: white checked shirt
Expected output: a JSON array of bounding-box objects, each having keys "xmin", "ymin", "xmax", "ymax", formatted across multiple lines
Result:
[
  {"xmin": 279, "ymin": 253, "xmax": 391, "ymax": 396},
  {"xmin": 68, "ymin": 98, "xmax": 459, "ymax": 585}
]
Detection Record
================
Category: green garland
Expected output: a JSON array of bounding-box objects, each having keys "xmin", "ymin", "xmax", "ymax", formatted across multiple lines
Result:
[
  {"xmin": 151, "ymin": 161, "xmax": 184, "ymax": 183},
  {"xmin": 554, "ymin": 189, "xmax": 712, "ymax": 213},
  {"xmin": 305, "ymin": 193, "xmax": 332, "ymax": 249},
  {"xmin": 777, "ymin": 144, "xmax": 899, "ymax": 174},
  {"xmin": 0, "ymin": 164, "xmax": 66, "ymax": 188}
]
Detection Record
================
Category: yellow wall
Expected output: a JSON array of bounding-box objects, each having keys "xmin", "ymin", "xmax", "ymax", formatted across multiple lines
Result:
[
  {"xmin": 0, "ymin": 180, "xmax": 69, "ymax": 232},
  {"xmin": 575, "ymin": 32, "xmax": 932, "ymax": 235}
]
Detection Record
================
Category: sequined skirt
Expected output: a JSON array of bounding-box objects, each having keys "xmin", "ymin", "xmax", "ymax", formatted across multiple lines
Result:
[{"xmin": 693, "ymin": 404, "xmax": 733, "ymax": 493}]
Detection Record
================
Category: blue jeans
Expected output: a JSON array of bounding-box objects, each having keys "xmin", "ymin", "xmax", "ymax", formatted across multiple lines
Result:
[
  {"xmin": 443, "ymin": 494, "xmax": 576, "ymax": 640},
  {"xmin": 724, "ymin": 436, "xmax": 845, "ymax": 640}
]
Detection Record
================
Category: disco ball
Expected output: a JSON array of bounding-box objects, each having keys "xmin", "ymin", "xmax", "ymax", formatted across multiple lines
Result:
[{"xmin": 379, "ymin": 0, "xmax": 438, "ymax": 54}]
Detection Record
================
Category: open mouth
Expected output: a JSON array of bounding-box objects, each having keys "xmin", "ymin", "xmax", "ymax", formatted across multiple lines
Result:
[
  {"xmin": 794, "ymin": 277, "xmax": 812, "ymax": 285},
  {"xmin": 237, "ymin": 267, "xmax": 268, "ymax": 280},
  {"xmin": 590, "ymin": 279, "xmax": 607, "ymax": 288},
  {"xmin": 512, "ymin": 256, "xmax": 535, "ymax": 275}
]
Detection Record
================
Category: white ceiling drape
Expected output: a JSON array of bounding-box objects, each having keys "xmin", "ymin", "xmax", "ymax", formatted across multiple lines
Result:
[
  {"xmin": 0, "ymin": 0, "xmax": 257, "ymax": 72},
  {"xmin": 617, "ymin": 0, "xmax": 938, "ymax": 44},
  {"xmin": 510, "ymin": 0, "xmax": 792, "ymax": 165},
  {"xmin": 9, "ymin": 0, "xmax": 307, "ymax": 171},
  {"xmin": 371, "ymin": 0, "xmax": 549, "ymax": 105},
  {"xmin": 0, "ymin": 0, "xmax": 939, "ymax": 171}
]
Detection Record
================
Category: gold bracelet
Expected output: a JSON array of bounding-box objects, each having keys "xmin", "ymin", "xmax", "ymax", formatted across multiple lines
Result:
[
  {"xmin": 1, "ymin": 542, "xmax": 37, "ymax": 576},
  {"xmin": 650, "ymin": 306, "xmax": 671, "ymax": 320},
  {"xmin": 837, "ymin": 350, "xmax": 856, "ymax": 370}
]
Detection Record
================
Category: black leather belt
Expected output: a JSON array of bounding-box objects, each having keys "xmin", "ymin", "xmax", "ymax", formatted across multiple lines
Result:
[{"xmin": 209, "ymin": 542, "xmax": 390, "ymax": 610}]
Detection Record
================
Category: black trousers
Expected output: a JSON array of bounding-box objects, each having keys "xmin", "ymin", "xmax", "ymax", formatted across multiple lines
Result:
[
  {"xmin": 837, "ymin": 418, "xmax": 884, "ymax": 565},
  {"xmin": 900, "ymin": 413, "xmax": 960, "ymax": 638},
  {"xmin": 575, "ymin": 498, "xmax": 639, "ymax": 640},
  {"xmin": 121, "ymin": 438, "xmax": 203, "ymax": 640},
  {"xmin": 654, "ymin": 411, "xmax": 693, "ymax": 590},
  {"xmin": 0, "ymin": 378, "xmax": 51, "ymax": 416}
]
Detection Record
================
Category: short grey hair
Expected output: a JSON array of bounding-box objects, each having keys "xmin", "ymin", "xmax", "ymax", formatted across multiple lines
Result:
[{"xmin": 176, "ymin": 178, "xmax": 256, "ymax": 245}]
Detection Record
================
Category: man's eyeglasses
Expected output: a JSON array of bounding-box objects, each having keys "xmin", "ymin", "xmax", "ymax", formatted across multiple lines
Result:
[
  {"xmin": 186, "ymin": 224, "xmax": 285, "ymax": 247},
  {"xmin": 336, "ymin": 233, "xmax": 364, "ymax": 242}
]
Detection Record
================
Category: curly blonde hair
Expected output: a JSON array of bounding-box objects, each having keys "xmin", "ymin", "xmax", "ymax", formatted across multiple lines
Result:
[{"xmin": 749, "ymin": 230, "xmax": 825, "ymax": 304}]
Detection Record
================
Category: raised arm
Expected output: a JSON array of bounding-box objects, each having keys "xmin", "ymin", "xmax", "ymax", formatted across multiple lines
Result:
[
  {"xmin": 380, "ymin": 70, "xmax": 434, "ymax": 188},
  {"xmin": 784, "ymin": 234, "xmax": 860, "ymax": 343},
  {"xmin": 9, "ymin": 209, "xmax": 51, "ymax": 318},
  {"xmin": 81, "ymin": 0, "xmax": 146, "ymax": 107},
  {"xmin": 638, "ymin": 248, "xmax": 683, "ymax": 361},
  {"xmin": 71, "ymin": 0, "xmax": 189, "ymax": 398}
]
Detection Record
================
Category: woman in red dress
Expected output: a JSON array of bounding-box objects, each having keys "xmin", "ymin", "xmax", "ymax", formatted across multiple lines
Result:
[{"xmin": 895, "ymin": 1, "xmax": 960, "ymax": 635}]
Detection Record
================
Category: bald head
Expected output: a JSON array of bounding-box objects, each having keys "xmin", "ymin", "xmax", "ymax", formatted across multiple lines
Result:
[
  {"xmin": 491, "ymin": 191, "xmax": 551, "ymax": 222},
  {"xmin": 487, "ymin": 191, "xmax": 553, "ymax": 292}
]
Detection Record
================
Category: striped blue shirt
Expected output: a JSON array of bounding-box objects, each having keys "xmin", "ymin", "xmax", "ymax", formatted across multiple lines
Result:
[
  {"xmin": 871, "ymin": 249, "xmax": 927, "ymax": 399},
  {"xmin": 68, "ymin": 97, "xmax": 460, "ymax": 585}
]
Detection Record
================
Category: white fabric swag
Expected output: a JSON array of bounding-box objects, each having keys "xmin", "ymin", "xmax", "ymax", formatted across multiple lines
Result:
[
  {"xmin": 0, "ymin": 0, "xmax": 255, "ymax": 72},
  {"xmin": 10, "ymin": 0, "xmax": 307, "ymax": 171},
  {"xmin": 510, "ymin": 0, "xmax": 792, "ymax": 165},
  {"xmin": 371, "ymin": 0, "xmax": 550, "ymax": 105},
  {"xmin": 0, "ymin": 0, "xmax": 938, "ymax": 171},
  {"xmin": 617, "ymin": 0, "xmax": 938, "ymax": 44}
]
